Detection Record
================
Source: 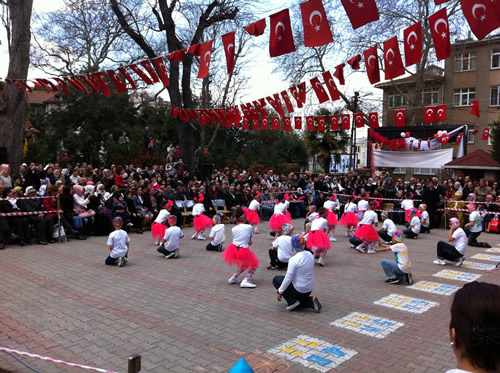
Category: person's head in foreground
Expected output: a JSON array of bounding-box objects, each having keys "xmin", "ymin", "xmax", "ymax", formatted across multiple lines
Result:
[{"xmin": 449, "ymin": 281, "xmax": 500, "ymax": 373}]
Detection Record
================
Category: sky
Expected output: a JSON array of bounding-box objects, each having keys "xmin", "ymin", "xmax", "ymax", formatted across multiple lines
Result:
[{"xmin": 0, "ymin": 0, "xmax": 377, "ymax": 139}]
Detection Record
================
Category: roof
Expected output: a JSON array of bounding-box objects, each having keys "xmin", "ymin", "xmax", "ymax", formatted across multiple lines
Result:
[
  {"xmin": 374, "ymin": 72, "xmax": 444, "ymax": 89},
  {"xmin": 445, "ymin": 149, "xmax": 500, "ymax": 170},
  {"xmin": 27, "ymin": 90, "xmax": 58, "ymax": 105}
]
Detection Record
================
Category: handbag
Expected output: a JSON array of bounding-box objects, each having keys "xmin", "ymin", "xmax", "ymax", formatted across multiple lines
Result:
[
  {"xmin": 79, "ymin": 209, "xmax": 96, "ymax": 218},
  {"xmin": 489, "ymin": 214, "xmax": 499, "ymax": 233}
]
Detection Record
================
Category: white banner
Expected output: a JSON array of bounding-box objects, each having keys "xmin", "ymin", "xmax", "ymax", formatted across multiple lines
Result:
[{"xmin": 373, "ymin": 148, "xmax": 453, "ymax": 168}]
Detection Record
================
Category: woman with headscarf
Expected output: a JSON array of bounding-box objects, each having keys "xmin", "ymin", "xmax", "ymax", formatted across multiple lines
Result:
[
  {"xmin": 73, "ymin": 184, "xmax": 95, "ymax": 236},
  {"xmin": 0, "ymin": 164, "xmax": 12, "ymax": 188}
]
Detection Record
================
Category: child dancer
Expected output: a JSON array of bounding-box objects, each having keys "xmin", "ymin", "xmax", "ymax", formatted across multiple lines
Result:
[
  {"xmin": 157, "ymin": 215, "xmax": 183, "ymax": 259},
  {"xmin": 105, "ymin": 217, "xmax": 130, "ymax": 267},
  {"xmin": 206, "ymin": 214, "xmax": 226, "ymax": 252},
  {"xmin": 244, "ymin": 194, "xmax": 261, "ymax": 234},
  {"xmin": 403, "ymin": 208, "xmax": 420, "ymax": 239},
  {"xmin": 433, "ymin": 217, "xmax": 467, "ymax": 267},
  {"xmin": 304, "ymin": 205, "xmax": 317, "ymax": 235},
  {"xmin": 192, "ymin": 194, "xmax": 213, "ymax": 240},
  {"xmin": 324, "ymin": 196, "xmax": 339, "ymax": 242},
  {"xmin": 306, "ymin": 208, "xmax": 330, "ymax": 266},
  {"xmin": 378, "ymin": 211, "xmax": 397, "ymax": 244},
  {"xmin": 340, "ymin": 196, "xmax": 358, "ymax": 237},
  {"xmin": 152, "ymin": 200, "xmax": 173, "ymax": 245},
  {"xmin": 375, "ymin": 231, "xmax": 413, "ymax": 285},
  {"xmin": 269, "ymin": 193, "xmax": 291, "ymax": 237},
  {"xmin": 353, "ymin": 201, "xmax": 379, "ymax": 254},
  {"xmin": 268, "ymin": 223, "xmax": 294, "ymax": 270},
  {"xmin": 419, "ymin": 204, "xmax": 431, "ymax": 233},
  {"xmin": 222, "ymin": 208, "xmax": 259, "ymax": 288}
]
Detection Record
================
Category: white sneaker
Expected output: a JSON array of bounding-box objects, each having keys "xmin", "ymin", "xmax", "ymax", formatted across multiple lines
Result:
[
  {"xmin": 117, "ymin": 257, "xmax": 125, "ymax": 267},
  {"xmin": 240, "ymin": 278, "xmax": 256, "ymax": 288},
  {"xmin": 350, "ymin": 244, "xmax": 355, "ymax": 248},
  {"xmin": 191, "ymin": 232, "xmax": 197, "ymax": 239},
  {"xmin": 154, "ymin": 240, "xmax": 160, "ymax": 246},
  {"xmin": 286, "ymin": 301, "xmax": 300, "ymax": 311},
  {"xmin": 329, "ymin": 237, "xmax": 337, "ymax": 242},
  {"xmin": 254, "ymin": 229, "xmax": 260, "ymax": 234},
  {"xmin": 228, "ymin": 276, "xmax": 241, "ymax": 284},
  {"xmin": 345, "ymin": 231, "xmax": 349, "ymax": 237},
  {"xmin": 318, "ymin": 257, "xmax": 325, "ymax": 266},
  {"xmin": 455, "ymin": 256, "xmax": 465, "ymax": 267},
  {"xmin": 367, "ymin": 248, "xmax": 376, "ymax": 254},
  {"xmin": 174, "ymin": 248, "xmax": 180, "ymax": 259},
  {"xmin": 356, "ymin": 245, "xmax": 366, "ymax": 253},
  {"xmin": 197, "ymin": 235, "xmax": 206, "ymax": 240},
  {"xmin": 433, "ymin": 259, "xmax": 446, "ymax": 266}
]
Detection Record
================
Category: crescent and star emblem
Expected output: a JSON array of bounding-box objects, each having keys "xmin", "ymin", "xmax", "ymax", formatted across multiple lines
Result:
[
  {"xmin": 386, "ymin": 48, "xmax": 395, "ymax": 65},
  {"xmin": 315, "ymin": 82, "xmax": 325, "ymax": 92},
  {"xmin": 434, "ymin": 18, "xmax": 448, "ymax": 39},
  {"xmin": 472, "ymin": 4, "xmax": 487, "ymax": 21},
  {"xmin": 227, "ymin": 43, "xmax": 234, "ymax": 54},
  {"xmin": 275, "ymin": 22, "xmax": 285, "ymax": 41},
  {"xmin": 397, "ymin": 112, "xmax": 403, "ymax": 119},
  {"xmin": 407, "ymin": 31, "xmax": 418, "ymax": 50},
  {"xmin": 367, "ymin": 55, "xmax": 376, "ymax": 68},
  {"xmin": 437, "ymin": 108, "xmax": 444, "ymax": 116},
  {"xmin": 370, "ymin": 114, "xmax": 376, "ymax": 121},
  {"xmin": 426, "ymin": 109, "xmax": 434, "ymax": 116},
  {"xmin": 204, "ymin": 51, "xmax": 211, "ymax": 66},
  {"xmin": 309, "ymin": 10, "xmax": 322, "ymax": 32}
]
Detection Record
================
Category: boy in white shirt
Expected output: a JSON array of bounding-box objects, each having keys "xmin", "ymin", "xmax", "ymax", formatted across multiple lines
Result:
[
  {"xmin": 206, "ymin": 214, "xmax": 226, "ymax": 252},
  {"xmin": 268, "ymin": 223, "xmax": 294, "ymax": 270},
  {"xmin": 419, "ymin": 204, "xmax": 431, "ymax": 233},
  {"xmin": 464, "ymin": 204, "xmax": 491, "ymax": 248},
  {"xmin": 403, "ymin": 208, "xmax": 420, "ymax": 239},
  {"xmin": 105, "ymin": 217, "xmax": 130, "ymax": 267},
  {"xmin": 157, "ymin": 216, "xmax": 184, "ymax": 259},
  {"xmin": 375, "ymin": 231, "xmax": 413, "ymax": 285},
  {"xmin": 378, "ymin": 211, "xmax": 397, "ymax": 244}
]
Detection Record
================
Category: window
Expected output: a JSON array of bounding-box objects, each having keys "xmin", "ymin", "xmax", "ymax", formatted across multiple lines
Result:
[
  {"xmin": 422, "ymin": 87, "xmax": 439, "ymax": 105},
  {"xmin": 393, "ymin": 167, "xmax": 407, "ymax": 174},
  {"xmin": 467, "ymin": 131, "xmax": 475, "ymax": 144},
  {"xmin": 454, "ymin": 88, "xmax": 475, "ymax": 107},
  {"xmin": 454, "ymin": 52, "xmax": 476, "ymax": 72},
  {"xmin": 388, "ymin": 93, "xmax": 408, "ymax": 108},
  {"xmin": 414, "ymin": 168, "xmax": 437, "ymax": 175},
  {"xmin": 491, "ymin": 86, "xmax": 500, "ymax": 106},
  {"xmin": 492, "ymin": 50, "xmax": 500, "ymax": 69}
]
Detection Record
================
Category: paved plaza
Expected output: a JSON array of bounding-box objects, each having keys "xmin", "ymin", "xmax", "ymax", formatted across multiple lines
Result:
[{"xmin": 1, "ymin": 220, "xmax": 499, "ymax": 373}]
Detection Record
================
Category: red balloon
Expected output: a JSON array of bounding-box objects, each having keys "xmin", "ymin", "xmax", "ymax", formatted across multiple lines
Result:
[
  {"xmin": 405, "ymin": 132, "xmax": 410, "ymax": 137},
  {"xmin": 434, "ymin": 133, "xmax": 438, "ymax": 138}
]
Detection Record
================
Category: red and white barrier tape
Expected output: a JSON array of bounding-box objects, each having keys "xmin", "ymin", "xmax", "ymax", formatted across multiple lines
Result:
[
  {"xmin": 0, "ymin": 210, "xmax": 61, "ymax": 217},
  {"xmin": 0, "ymin": 196, "xmax": 56, "ymax": 200},
  {"xmin": 0, "ymin": 347, "xmax": 118, "ymax": 373}
]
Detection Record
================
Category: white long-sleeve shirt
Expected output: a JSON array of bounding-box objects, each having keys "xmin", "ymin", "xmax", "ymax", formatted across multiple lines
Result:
[
  {"xmin": 73, "ymin": 194, "xmax": 90, "ymax": 210},
  {"xmin": 248, "ymin": 199, "xmax": 260, "ymax": 211},
  {"xmin": 278, "ymin": 250, "xmax": 315, "ymax": 294},
  {"xmin": 192, "ymin": 203, "xmax": 205, "ymax": 216}
]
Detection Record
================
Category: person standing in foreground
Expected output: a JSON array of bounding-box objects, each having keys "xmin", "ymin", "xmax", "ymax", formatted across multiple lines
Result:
[
  {"xmin": 433, "ymin": 217, "xmax": 467, "ymax": 267},
  {"xmin": 105, "ymin": 217, "xmax": 130, "ymax": 267},
  {"xmin": 375, "ymin": 231, "xmax": 413, "ymax": 285},
  {"xmin": 222, "ymin": 208, "xmax": 259, "ymax": 288},
  {"xmin": 446, "ymin": 281, "xmax": 500, "ymax": 373},
  {"xmin": 273, "ymin": 234, "xmax": 322, "ymax": 312}
]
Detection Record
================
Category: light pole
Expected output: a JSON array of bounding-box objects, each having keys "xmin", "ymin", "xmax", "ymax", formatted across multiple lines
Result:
[{"xmin": 349, "ymin": 92, "xmax": 359, "ymax": 172}]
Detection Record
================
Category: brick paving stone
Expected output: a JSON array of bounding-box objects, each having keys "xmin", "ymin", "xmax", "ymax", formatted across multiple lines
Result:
[{"xmin": 0, "ymin": 219, "xmax": 499, "ymax": 372}]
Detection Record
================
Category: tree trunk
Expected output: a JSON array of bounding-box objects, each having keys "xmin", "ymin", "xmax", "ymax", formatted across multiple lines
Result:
[{"xmin": 0, "ymin": 0, "xmax": 33, "ymax": 176}]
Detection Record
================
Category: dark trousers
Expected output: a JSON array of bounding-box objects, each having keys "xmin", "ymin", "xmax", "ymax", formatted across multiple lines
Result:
[
  {"xmin": 0, "ymin": 217, "xmax": 11, "ymax": 243},
  {"xmin": 28, "ymin": 215, "xmax": 54, "ymax": 242},
  {"xmin": 105, "ymin": 256, "xmax": 119, "ymax": 265},
  {"xmin": 421, "ymin": 225, "xmax": 431, "ymax": 233},
  {"xmin": 378, "ymin": 230, "xmax": 392, "ymax": 242},
  {"xmin": 206, "ymin": 242, "xmax": 222, "ymax": 251},
  {"xmin": 349, "ymin": 235, "xmax": 363, "ymax": 246},
  {"xmin": 464, "ymin": 228, "xmax": 490, "ymax": 247},
  {"xmin": 268, "ymin": 249, "xmax": 288, "ymax": 269},
  {"xmin": 273, "ymin": 275, "xmax": 314, "ymax": 308},
  {"xmin": 437, "ymin": 241, "xmax": 463, "ymax": 261},
  {"xmin": 403, "ymin": 227, "xmax": 418, "ymax": 239},
  {"xmin": 8, "ymin": 216, "xmax": 30, "ymax": 242},
  {"xmin": 157, "ymin": 245, "xmax": 175, "ymax": 255}
]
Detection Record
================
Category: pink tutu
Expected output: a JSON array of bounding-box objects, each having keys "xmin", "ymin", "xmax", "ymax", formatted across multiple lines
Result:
[
  {"xmin": 222, "ymin": 244, "xmax": 259, "ymax": 269},
  {"xmin": 340, "ymin": 212, "xmax": 358, "ymax": 227},
  {"xmin": 405, "ymin": 209, "xmax": 422, "ymax": 222},
  {"xmin": 269, "ymin": 214, "xmax": 291, "ymax": 232},
  {"xmin": 355, "ymin": 224, "xmax": 379, "ymax": 242},
  {"xmin": 152, "ymin": 222, "xmax": 167, "ymax": 241},
  {"xmin": 284, "ymin": 211, "xmax": 292, "ymax": 221},
  {"xmin": 244, "ymin": 208, "xmax": 260, "ymax": 225},
  {"xmin": 327, "ymin": 210, "xmax": 338, "ymax": 226},
  {"xmin": 194, "ymin": 214, "xmax": 213, "ymax": 232},
  {"xmin": 306, "ymin": 230, "xmax": 331, "ymax": 252}
]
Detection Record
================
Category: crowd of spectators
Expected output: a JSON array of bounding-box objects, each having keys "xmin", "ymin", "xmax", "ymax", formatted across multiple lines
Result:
[{"xmin": 0, "ymin": 160, "xmax": 498, "ymax": 250}]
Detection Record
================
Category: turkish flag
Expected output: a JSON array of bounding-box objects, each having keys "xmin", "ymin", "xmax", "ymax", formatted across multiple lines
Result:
[
  {"xmin": 334, "ymin": 63, "xmax": 345, "ymax": 85},
  {"xmin": 261, "ymin": 117, "xmax": 270, "ymax": 130},
  {"xmin": 167, "ymin": 50, "xmax": 184, "ymax": 62},
  {"xmin": 322, "ymin": 71, "xmax": 340, "ymax": 101},
  {"xmin": 470, "ymin": 100, "xmax": 480, "ymax": 117},
  {"xmin": 272, "ymin": 117, "xmax": 281, "ymax": 130},
  {"xmin": 363, "ymin": 46, "xmax": 380, "ymax": 84},
  {"xmin": 118, "ymin": 67, "xmax": 137, "ymax": 89},
  {"xmin": 482, "ymin": 128, "xmax": 490, "ymax": 140},
  {"xmin": 200, "ymin": 110, "xmax": 209, "ymax": 125},
  {"xmin": 152, "ymin": 57, "xmax": 170, "ymax": 87},
  {"xmin": 281, "ymin": 91, "xmax": 295, "ymax": 113},
  {"xmin": 403, "ymin": 22, "xmax": 422, "ymax": 67},
  {"xmin": 252, "ymin": 119, "xmax": 259, "ymax": 130},
  {"xmin": 437, "ymin": 105, "xmax": 447, "ymax": 121},
  {"xmin": 294, "ymin": 117, "xmax": 302, "ymax": 130},
  {"xmin": 395, "ymin": 109, "xmax": 406, "ymax": 127},
  {"xmin": 317, "ymin": 115, "xmax": 326, "ymax": 131},
  {"xmin": 330, "ymin": 115, "xmax": 339, "ymax": 130},
  {"xmin": 347, "ymin": 55, "xmax": 362, "ymax": 70},
  {"xmin": 290, "ymin": 82, "xmax": 306, "ymax": 108},
  {"xmin": 187, "ymin": 43, "xmax": 201, "ymax": 55},
  {"xmin": 340, "ymin": 0, "xmax": 379, "ymax": 30},
  {"xmin": 244, "ymin": 18, "xmax": 266, "ymax": 36},
  {"xmin": 242, "ymin": 118, "xmax": 250, "ymax": 130},
  {"xmin": 222, "ymin": 32, "xmax": 236, "ymax": 75},
  {"xmin": 429, "ymin": 8, "xmax": 451, "ymax": 61},
  {"xmin": 300, "ymin": 0, "xmax": 333, "ymax": 47},
  {"xmin": 267, "ymin": 94, "xmax": 285, "ymax": 117},
  {"xmin": 140, "ymin": 60, "xmax": 160, "ymax": 83},
  {"xmin": 442, "ymin": 136, "xmax": 450, "ymax": 145},
  {"xmin": 269, "ymin": 9, "xmax": 296, "ymax": 57},
  {"xmin": 435, "ymin": 0, "xmax": 448, "ymax": 4},
  {"xmin": 456, "ymin": 133, "xmax": 463, "ymax": 144},
  {"xmin": 341, "ymin": 114, "xmax": 350, "ymax": 130},
  {"xmin": 284, "ymin": 117, "xmax": 292, "ymax": 131},
  {"xmin": 384, "ymin": 36, "xmax": 405, "ymax": 80},
  {"xmin": 306, "ymin": 116, "xmax": 315, "ymax": 131},
  {"xmin": 106, "ymin": 69, "xmax": 128, "ymax": 94},
  {"xmin": 354, "ymin": 113, "xmax": 364, "ymax": 128},
  {"xmin": 128, "ymin": 64, "xmax": 154, "ymax": 85},
  {"xmin": 424, "ymin": 106, "xmax": 436, "ymax": 123},
  {"xmin": 197, "ymin": 40, "xmax": 213, "ymax": 78},
  {"xmin": 369, "ymin": 112, "xmax": 379, "ymax": 128},
  {"xmin": 461, "ymin": 0, "xmax": 500, "ymax": 40},
  {"xmin": 471, "ymin": 130, "xmax": 479, "ymax": 135},
  {"xmin": 310, "ymin": 77, "xmax": 330, "ymax": 103}
]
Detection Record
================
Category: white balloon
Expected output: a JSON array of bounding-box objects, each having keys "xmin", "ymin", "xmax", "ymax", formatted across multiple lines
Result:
[
  {"xmin": 400, "ymin": 132, "xmax": 406, "ymax": 137},
  {"xmin": 438, "ymin": 130, "xmax": 443, "ymax": 137},
  {"xmin": 443, "ymin": 130, "xmax": 447, "ymax": 135}
]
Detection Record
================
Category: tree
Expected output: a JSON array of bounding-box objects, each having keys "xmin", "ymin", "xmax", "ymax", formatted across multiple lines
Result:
[
  {"xmin": 110, "ymin": 0, "xmax": 240, "ymax": 172},
  {"xmin": 0, "ymin": 0, "xmax": 33, "ymax": 175}
]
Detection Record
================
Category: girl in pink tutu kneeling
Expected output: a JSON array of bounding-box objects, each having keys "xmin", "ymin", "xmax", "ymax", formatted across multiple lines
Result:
[
  {"xmin": 306, "ymin": 208, "xmax": 331, "ymax": 266},
  {"xmin": 192, "ymin": 194, "xmax": 213, "ymax": 240},
  {"xmin": 269, "ymin": 194, "xmax": 291, "ymax": 237},
  {"xmin": 353, "ymin": 201, "xmax": 379, "ymax": 254},
  {"xmin": 340, "ymin": 196, "xmax": 358, "ymax": 237},
  {"xmin": 324, "ymin": 195, "xmax": 339, "ymax": 242},
  {"xmin": 151, "ymin": 200, "xmax": 173, "ymax": 245},
  {"xmin": 223, "ymin": 208, "xmax": 260, "ymax": 288},
  {"xmin": 244, "ymin": 195, "xmax": 261, "ymax": 234}
]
